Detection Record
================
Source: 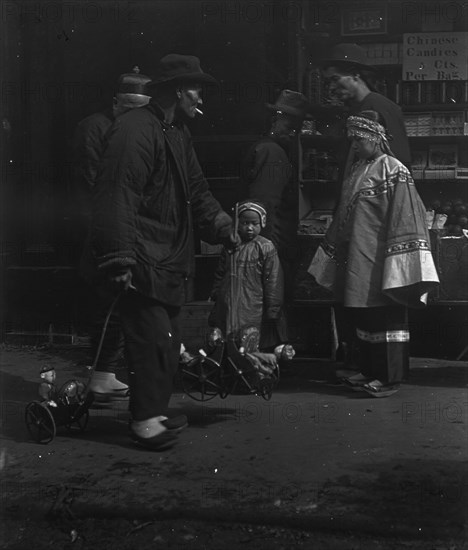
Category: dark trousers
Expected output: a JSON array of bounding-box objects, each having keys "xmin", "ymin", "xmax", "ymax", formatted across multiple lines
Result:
[
  {"xmin": 119, "ymin": 292, "xmax": 181, "ymax": 421},
  {"xmin": 346, "ymin": 305, "xmax": 409, "ymax": 384}
]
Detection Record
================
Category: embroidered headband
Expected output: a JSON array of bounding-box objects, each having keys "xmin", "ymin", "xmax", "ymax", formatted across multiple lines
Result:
[
  {"xmin": 237, "ymin": 201, "xmax": 267, "ymax": 228},
  {"xmin": 347, "ymin": 115, "xmax": 388, "ymax": 143}
]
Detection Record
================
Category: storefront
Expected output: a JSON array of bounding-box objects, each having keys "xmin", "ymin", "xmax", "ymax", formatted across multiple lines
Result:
[{"xmin": 2, "ymin": 0, "xmax": 468, "ymax": 358}]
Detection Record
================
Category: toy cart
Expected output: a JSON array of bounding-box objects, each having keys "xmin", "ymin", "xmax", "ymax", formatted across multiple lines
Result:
[
  {"xmin": 25, "ymin": 380, "xmax": 94, "ymax": 444},
  {"xmin": 179, "ymin": 327, "xmax": 282, "ymax": 402},
  {"xmin": 25, "ymin": 293, "xmax": 120, "ymax": 444}
]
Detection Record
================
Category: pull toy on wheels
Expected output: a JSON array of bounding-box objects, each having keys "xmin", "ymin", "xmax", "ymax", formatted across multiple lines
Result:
[
  {"xmin": 179, "ymin": 326, "xmax": 294, "ymax": 402},
  {"xmin": 24, "ymin": 293, "xmax": 120, "ymax": 444},
  {"xmin": 25, "ymin": 380, "xmax": 93, "ymax": 444}
]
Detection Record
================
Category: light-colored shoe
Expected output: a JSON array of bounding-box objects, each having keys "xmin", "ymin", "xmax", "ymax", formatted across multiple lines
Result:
[{"xmin": 88, "ymin": 371, "xmax": 129, "ymax": 402}]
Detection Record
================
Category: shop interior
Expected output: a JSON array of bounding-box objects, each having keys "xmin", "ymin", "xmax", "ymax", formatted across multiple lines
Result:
[{"xmin": 2, "ymin": 0, "xmax": 468, "ymax": 359}]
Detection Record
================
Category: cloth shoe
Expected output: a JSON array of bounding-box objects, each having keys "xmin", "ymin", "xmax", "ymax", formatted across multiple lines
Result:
[
  {"xmin": 130, "ymin": 415, "xmax": 188, "ymax": 451},
  {"xmin": 88, "ymin": 371, "xmax": 129, "ymax": 402}
]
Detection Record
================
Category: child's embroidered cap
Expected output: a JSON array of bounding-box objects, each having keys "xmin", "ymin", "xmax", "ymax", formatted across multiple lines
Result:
[{"xmin": 237, "ymin": 200, "xmax": 267, "ymax": 228}]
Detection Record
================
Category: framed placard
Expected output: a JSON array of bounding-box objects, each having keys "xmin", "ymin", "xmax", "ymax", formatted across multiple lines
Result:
[
  {"xmin": 403, "ymin": 32, "xmax": 468, "ymax": 81},
  {"xmin": 341, "ymin": 5, "xmax": 387, "ymax": 36}
]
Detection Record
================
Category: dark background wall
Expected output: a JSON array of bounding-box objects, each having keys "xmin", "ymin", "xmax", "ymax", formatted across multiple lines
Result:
[{"xmin": 2, "ymin": 0, "xmax": 295, "ymax": 264}]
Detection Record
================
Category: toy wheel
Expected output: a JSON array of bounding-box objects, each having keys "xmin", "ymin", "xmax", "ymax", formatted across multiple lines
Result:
[
  {"xmin": 65, "ymin": 408, "xmax": 89, "ymax": 433},
  {"xmin": 223, "ymin": 364, "xmax": 255, "ymax": 397},
  {"xmin": 259, "ymin": 364, "xmax": 280, "ymax": 400},
  {"xmin": 180, "ymin": 356, "xmax": 221, "ymax": 401},
  {"xmin": 25, "ymin": 402, "xmax": 56, "ymax": 444}
]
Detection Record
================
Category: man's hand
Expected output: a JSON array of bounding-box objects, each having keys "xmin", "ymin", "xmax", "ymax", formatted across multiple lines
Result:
[
  {"xmin": 108, "ymin": 267, "xmax": 133, "ymax": 292},
  {"xmin": 224, "ymin": 231, "xmax": 241, "ymax": 252}
]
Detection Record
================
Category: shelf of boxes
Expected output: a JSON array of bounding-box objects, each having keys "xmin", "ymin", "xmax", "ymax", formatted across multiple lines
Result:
[{"xmin": 404, "ymin": 111, "xmax": 467, "ymax": 137}]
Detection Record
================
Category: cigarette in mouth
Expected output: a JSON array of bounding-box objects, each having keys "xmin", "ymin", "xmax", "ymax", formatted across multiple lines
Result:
[{"xmin": 195, "ymin": 107, "xmax": 203, "ymax": 115}]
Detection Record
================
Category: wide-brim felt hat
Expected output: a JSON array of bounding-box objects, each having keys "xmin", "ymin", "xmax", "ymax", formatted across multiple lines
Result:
[
  {"xmin": 321, "ymin": 43, "xmax": 376, "ymax": 72},
  {"xmin": 266, "ymin": 89, "xmax": 312, "ymax": 119},
  {"xmin": 149, "ymin": 54, "xmax": 218, "ymax": 86}
]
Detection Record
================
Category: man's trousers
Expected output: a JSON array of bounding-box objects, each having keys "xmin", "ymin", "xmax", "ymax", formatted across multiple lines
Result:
[{"xmin": 119, "ymin": 292, "xmax": 181, "ymax": 421}]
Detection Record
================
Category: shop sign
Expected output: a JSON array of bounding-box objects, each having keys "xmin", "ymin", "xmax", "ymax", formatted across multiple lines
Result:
[{"xmin": 403, "ymin": 32, "xmax": 468, "ymax": 81}]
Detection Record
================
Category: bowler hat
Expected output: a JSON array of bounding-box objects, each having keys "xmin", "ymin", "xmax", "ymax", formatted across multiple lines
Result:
[
  {"xmin": 150, "ymin": 54, "xmax": 217, "ymax": 85},
  {"xmin": 266, "ymin": 89, "xmax": 311, "ymax": 119},
  {"xmin": 116, "ymin": 66, "xmax": 151, "ymax": 96},
  {"xmin": 321, "ymin": 43, "xmax": 375, "ymax": 72}
]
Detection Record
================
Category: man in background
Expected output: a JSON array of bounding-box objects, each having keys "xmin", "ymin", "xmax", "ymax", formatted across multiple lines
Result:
[
  {"xmin": 74, "ymin": 67, "xmax": 151, "ymax": 403},
  {"xmin": 321, "ymin": 43, "xmax": 411, "ymax": 171},
  {"xmin": 243, "ymin": 89, "xmax": 311, "ymax": 300}
]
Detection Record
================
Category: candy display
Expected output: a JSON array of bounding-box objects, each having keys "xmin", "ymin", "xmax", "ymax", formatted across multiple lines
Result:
[{"xmin": 429, "ymin": 198, "xmax": 468, "ymax": 236}]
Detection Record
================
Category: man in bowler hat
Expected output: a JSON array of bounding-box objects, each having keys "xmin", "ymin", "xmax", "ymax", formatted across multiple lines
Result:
[
  {"xmin": 83, "ymin": 54, "xmax": 235, "ymax": 450},
  {"xmin": 243, "ymin": 89, "xmax": 311, "ymax": 299}
]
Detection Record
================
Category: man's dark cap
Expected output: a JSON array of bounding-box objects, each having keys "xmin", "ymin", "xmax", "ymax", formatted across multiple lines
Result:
[{"xmin": 116, "ymin": 66, "xmax": 152, "ymax": 96}]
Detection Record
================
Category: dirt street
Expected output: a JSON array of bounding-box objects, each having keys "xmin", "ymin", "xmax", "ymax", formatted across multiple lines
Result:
[{"xmin": 1, "ymin": 345, "xmax": 467, "ymax": 549}]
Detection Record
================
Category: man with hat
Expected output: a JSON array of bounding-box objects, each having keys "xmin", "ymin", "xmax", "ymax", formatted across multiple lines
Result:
[
  {"xmin": 73, "ymin": 67, "xmax": 152, "ymax": 404},
  {"xmin": 321, "ymin": 43, "xmax": 411, "ymax": 169},
  {"xmin": 83, "ymin": 54, "xmax": 235, "ymax": 450},
  {"xmin": 243, "ymin": 89, "xmax": 311, "ymax": 301}
]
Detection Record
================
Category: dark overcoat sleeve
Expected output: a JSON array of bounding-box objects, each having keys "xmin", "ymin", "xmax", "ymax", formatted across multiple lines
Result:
[{"xmin": 91, "ymin": 113, "xmax": 154, "ymax": 272}]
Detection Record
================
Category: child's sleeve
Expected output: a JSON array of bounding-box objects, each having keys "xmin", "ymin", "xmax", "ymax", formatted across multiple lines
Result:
[{"xmin": 262, "ymin": 244, "xmax": 284, "ymax": 320}]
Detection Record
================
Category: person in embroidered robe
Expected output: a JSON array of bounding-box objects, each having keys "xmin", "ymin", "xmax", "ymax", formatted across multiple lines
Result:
[{"xmin": 308, "ymin": 110, "xmax": 439, "ymax": 396}]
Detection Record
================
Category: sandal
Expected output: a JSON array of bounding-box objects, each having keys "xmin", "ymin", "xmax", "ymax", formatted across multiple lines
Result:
[
  {"xmin": 341, "ymin": 374, "xmax": 373, "ymax": 390},
  {"xmin": 363, "ymin": 380, "xmax": 400, "ymax": 398},
  {"xmin": 335, "ymin": 369, "xmax": 360, "ymax": 380}
]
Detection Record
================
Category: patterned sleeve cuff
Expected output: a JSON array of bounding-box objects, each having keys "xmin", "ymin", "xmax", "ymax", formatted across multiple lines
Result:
[{"xmin": 98, "ymin": 255, "xmax": 137, "ymax": 271}]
